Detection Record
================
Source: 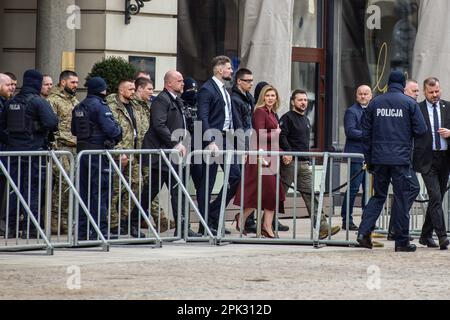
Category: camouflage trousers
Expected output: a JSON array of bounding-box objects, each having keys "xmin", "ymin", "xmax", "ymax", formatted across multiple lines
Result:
[
  {"xmin": 110, "ymin": 158, "xmax": 175, "ymax": 232},
  {"xmin": 51, "ymin": 146, "xmax": 76, "ymax": 234}
]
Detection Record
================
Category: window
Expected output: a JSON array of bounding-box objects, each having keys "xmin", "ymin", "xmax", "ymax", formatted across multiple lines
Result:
[{"xmin": 337, "ymin": 0, "xmax": 419, "ymax": 146}]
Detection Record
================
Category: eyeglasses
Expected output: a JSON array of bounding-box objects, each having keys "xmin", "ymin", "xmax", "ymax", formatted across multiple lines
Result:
[{"xmin": 239, "ymin": 79, "xmax": 254, "ymax": 83}]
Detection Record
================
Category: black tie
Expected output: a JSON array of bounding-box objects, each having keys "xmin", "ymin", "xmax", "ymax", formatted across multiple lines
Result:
[{"xmin": 433, "ymin": 103, "xmax": 441, "ymax": 150}]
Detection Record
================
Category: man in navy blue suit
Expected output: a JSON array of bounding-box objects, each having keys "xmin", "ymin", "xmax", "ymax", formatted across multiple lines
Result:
[
  {"xmin": 341, "ymin": 85, "xmax": 372, "ymax": 231},
  {"xmin": 196, "ymin": 56, "xmax": 241, "ymax": 235}
]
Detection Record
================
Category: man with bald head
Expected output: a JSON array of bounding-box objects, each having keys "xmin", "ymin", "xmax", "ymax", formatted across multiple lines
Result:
[
  {"xmin": 341, "ymin": 85, "xmax": 372, "ymax": 231},
  {"xmin": 133, "ymin": 70, "xmax": 200, "ymax": 238},
  {"xmin": 405, "ymin": 80, "xmax": 420, "ymax": 101}
]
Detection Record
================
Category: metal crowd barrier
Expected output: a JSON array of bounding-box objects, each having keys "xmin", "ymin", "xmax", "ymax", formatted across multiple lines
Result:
[
  {"xmin": 0, "ymin": 151, "xmax": 78, "ymax": 255},
  {"xmin": 74, "ymin": 149, "xmax": 215, "ymax": 247},
  {"xmin": 373, "ymin": 174, "xmax": 450, "ymax": 238},
  {"xmin": 184, "ymin": 150, "xmax": 368, "ymax": 248}
]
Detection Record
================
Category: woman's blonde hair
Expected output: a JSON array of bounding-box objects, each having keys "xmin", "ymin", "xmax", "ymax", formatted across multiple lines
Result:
[{"xmin": 255, "ymin": 85, "xmax": 281, "ymax": 113}]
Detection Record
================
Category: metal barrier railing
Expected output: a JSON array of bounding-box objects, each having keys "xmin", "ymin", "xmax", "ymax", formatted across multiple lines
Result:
[
  {"xmin": 184, "ymin": 150, "xmax": 367, "ymax": 248},
  {"xmin": 2, "ymin": 147, "xmax": 403, "ymax": 252},
  {"xmin": 74, "ymin": 149, "xmax": 215, "ymax": 247},
  {"xmin": 0, "ymin": 150, "xmax": 82, "ymax": 254},
  {"xmin": 373, "ymin": 174, "xmax": 450, "ymax": 239}
]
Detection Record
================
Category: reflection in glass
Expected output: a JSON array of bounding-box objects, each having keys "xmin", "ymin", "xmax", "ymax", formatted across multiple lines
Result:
[
  {"xmin": 293, "ymin": 0, "xmax": 319, "ymax": 48},
  {"xmin": 365, "ymin": 0, "xmax": 419, "ymax": 91},
  {"xmin": 291, "ymin": 62, "xmax": 318, "ymax": 148},
  {"xmin": 337, "ymin": 0, "xmax": 419, "ymax": 148}
]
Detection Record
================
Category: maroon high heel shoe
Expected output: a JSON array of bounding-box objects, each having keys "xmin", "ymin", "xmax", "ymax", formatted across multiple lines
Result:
[
  {"xmin": 232, "ymin": 213, "xmax": 247, "ymax": 235},
  {"xmin": 261, "ymin": 226, "xmax": 277, "ymax": 239}
]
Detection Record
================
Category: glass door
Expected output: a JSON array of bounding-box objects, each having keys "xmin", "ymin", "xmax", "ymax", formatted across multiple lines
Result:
[{"xmin": 291, "ymin": 0, "xmax": 326, "ymax": 151}]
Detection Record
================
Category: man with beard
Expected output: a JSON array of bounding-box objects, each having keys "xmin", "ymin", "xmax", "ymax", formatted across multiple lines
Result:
[
  {"xmin": 47, "ymin": 70, "xmax": 79, "ymax": 234},
  {"xmin": 280, "ymin": 90, "xmax": 341, "ymax": 240},
  {"xmin": 196, "ymin": 56, "xmax": 240, "ymax": 235}
]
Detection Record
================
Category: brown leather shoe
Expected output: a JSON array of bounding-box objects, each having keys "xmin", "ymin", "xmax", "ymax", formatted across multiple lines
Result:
[{"xmin": 319, "ymin": 226, "xmax": 341, "ymax": 240}]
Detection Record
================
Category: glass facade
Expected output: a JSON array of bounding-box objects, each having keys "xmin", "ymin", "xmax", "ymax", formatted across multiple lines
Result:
[
  {"xmin": 177, "ymin": 0, "xmax": 241, "ymax": 86},
  {"xmin": 177, "ymin": 0, "xmax": 421, "ymax": 151},
  {"xmin": 337, "ymin": 0, "xmax": 419, "ymax": 147}
]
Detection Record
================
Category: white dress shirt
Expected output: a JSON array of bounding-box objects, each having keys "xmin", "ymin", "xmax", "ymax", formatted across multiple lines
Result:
[{"xmin": 426, "ymin": 100, "xmax": 448, "ymax": 151}]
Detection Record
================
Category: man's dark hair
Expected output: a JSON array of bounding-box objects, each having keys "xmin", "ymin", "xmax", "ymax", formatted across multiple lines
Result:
[
  {"xmin": 118, "ymin": 79, "xmax": 135, "ymax": 88},
  {"xmin": 4, "ymin": 72, "xmax": 17, "ymax": 81},
  {"xmin": 235, "ymin": 68, "xmax": 253, "ymax": 81},
  {"xmin": 135, "ymin": 77, "xmax": 153, "ymax": 89},
  {"xmin": 211, "ymin": 56, "xmax": 231, "ymax": 71},
  {"xmin": 423, "ymin": 77, "xmax": 440, "ymax": 89},
  {"xmin": 59, "ymin": 70, "xmax": 78, "ymax": 83},
  {"xmin": 291, "ymin": 89, "xmax": 308, "ymax": 102}
]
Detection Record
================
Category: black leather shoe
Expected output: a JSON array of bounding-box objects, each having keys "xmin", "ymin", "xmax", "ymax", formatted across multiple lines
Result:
[
  {"xmin": 419, "ymin": 237, "xmax": 439, "ymax": 248},
  {"xmin": 244, "ymin": 224, "xmax": 257, "ymax": 234},
  {"xmin": 130, "ymin": 226, "xmax": 146, "ymax": 238},
  {"xmin": 273, "ymin": 220, "xmax": 289, "ymax": 232},
  {"xmin": 187, "ymin": 228, "xmax": 202, "ymax": 238},
  {"xmin": 395, "ymin": 244, "xmax": 417, "ymax": 252},
  {"xmin": 439, "ymin": 237, "xmax": 450, "ymax": 251},
  {"xmin": 342, "ymin": 223, "xmax": 359, "ymax": 231},
  {"xmin": 224, "ymin": 228, "xmax": 231, "ymax": 235},
  {"xmin": 21, "ymin": 230, "xmax": 38, "ymax": 239},
  {"xmin": 357, "ymin": 234, "xmax": 373, "ymax": 249}
]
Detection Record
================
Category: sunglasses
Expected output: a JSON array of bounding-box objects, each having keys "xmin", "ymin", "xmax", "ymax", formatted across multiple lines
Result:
[{"xmin": 239, "ymin": 79, "xmax": 254, "ymax": 83}]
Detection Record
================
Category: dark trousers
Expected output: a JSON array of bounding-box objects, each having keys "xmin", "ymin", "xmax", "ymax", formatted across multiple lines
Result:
[
  {"xmin": 359, "ymin": 165, "xmax": 420, "ymax": 247},
  {"xmin": 341, "ymin": 161, "xmax": 366, "ymax": 225},
  {"xmin": 78, "ymin": 155, "xmax": 111, "ymax": 238},
  {"xmin": 7, "ymin": 156, "xmax": 46, "ymax": 233},
  {"xmin": 134, "ymin": 168, "xmax": 185, "ymax": 226},
  {"xmin": 421, "ymin": 152, "xmax": 449, "ymax": 239},
  {"xmin": 197, "ymin": 159, "xmax": 241, "ymax": 229}
]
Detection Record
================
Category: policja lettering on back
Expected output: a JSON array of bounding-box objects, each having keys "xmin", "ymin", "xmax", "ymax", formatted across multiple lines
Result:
[
  {"xmin": 71, "ymin": 77, "xmax": 122, "ymax": 240},
  {"xmin": 358, "ymin": 70, "xmax": 427, "ymax": 252},
  {"xmin": 376, "ymin": 108, "xmax": 404, "ymax": 118}
]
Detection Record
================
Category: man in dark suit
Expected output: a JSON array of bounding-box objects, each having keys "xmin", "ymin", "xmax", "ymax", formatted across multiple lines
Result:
[
  {"xmin": 341, "ymin": 85, "xmax": 372, "ymax": 231},
  {"xmin": 413, "ymin": 77, "xmax": 450, "ymax": 250},
  {"xmin": 135, "ymin": 70, "xmax": 200, "ymax": 238},
  {"xmin": 196, "ymin": 56, "xmax": 241, "ymax": 235}
]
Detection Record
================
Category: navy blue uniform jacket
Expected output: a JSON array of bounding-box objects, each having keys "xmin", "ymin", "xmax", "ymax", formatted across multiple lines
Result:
[
  {"xmin": 0, "ymin": 87, "xmax": 58, "ymax": 151},
  {"xmin": 71, "ymin": 95, "xmax": 122, "ymax": 147},
  {"xmin": 343, "ymin": 103, "xmax": 365, "ymax": 161},
  {"xmin": 361, "ymin": 84, "xmax": 427, "ymax": 166}
]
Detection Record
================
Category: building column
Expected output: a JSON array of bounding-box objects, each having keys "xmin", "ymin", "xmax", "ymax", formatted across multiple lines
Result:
[{"xmin": 36, "ymin": 0, "xmax": 76, "ymax": 81}]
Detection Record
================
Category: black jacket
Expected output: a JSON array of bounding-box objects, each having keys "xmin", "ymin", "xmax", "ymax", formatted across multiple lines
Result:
[
  {"xmin": 362, "ymin": 84, "xmax": 427, "ymax": 166},
  {"xmin": 413, "ymin": 99, "xmax": 450, "ymax": 174},
  {"xmin": 142, "ymin": 89, "xmax": 186, "ymax": 170},
  {"xmin": 231, "ymin": 86, "xmax": 254, "ymax": 131},
  {"xmin": 0, "ymin": 87, "xmax": 58, "ymax": 151}
]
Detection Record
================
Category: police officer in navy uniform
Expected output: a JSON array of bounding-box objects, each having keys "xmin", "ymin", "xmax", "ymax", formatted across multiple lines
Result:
[
  {"xmin": 0, "ymin": 69, "xmax": 59, "ymax": 238},
  {"xmin": 71, "ymin": 77, "xmax": 122, "ymax": 240},
  {"xmin": 358, "ymin": 71, "xmax": 427, "ymax": 252}
]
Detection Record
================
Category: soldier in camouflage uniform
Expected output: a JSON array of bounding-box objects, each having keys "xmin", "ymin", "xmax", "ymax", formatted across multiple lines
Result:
[
  {"xmin": 47, "ymin": 70, "xmax": 79, "ymax": 234},
  {"xmin": 133, "ymin": 77, "xmax": 175, "ymax": 232},
  {"xmin": 108, "ymin": 79, "xmax": 174, "ymax": 236}
]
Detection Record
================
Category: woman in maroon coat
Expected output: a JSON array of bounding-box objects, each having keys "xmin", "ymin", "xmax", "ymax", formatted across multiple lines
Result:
[{"xmin": 233, "ymin": 85, "xmax": 285, "ymax": 238}]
